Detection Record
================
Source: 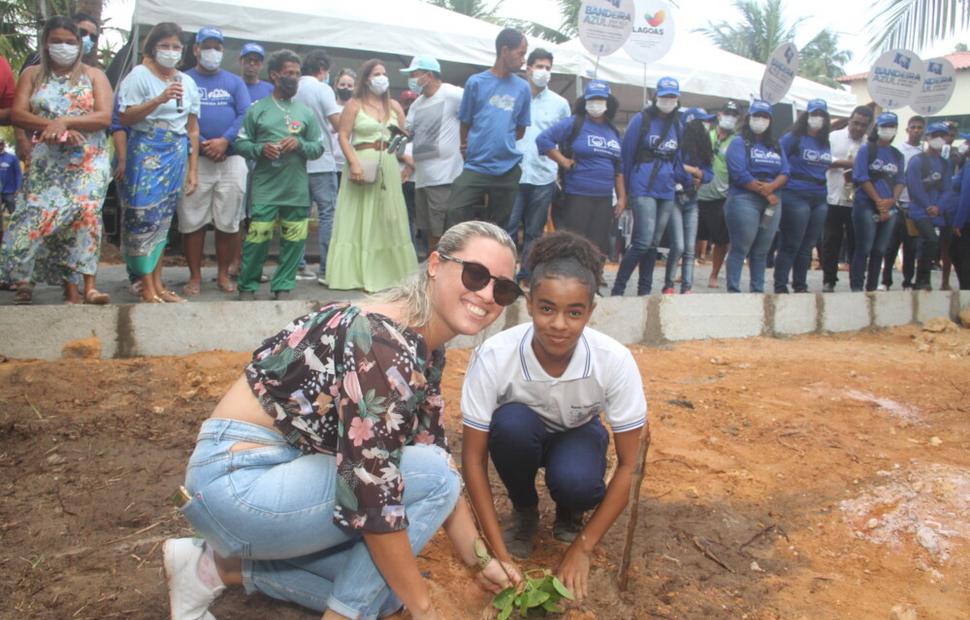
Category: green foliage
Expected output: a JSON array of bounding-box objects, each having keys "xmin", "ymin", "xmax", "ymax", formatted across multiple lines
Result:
[
  {"xmin": 695, "ymin": 0, "xmax": 804, "ymax": 64},
  {"xmin": 425, "ymin": 0, "xmax": 504, "ymax": 22},
  {"xmin": 867, "ymin": 0, "xmax": 970, "ymax": 56},
  {"xmin": 492, "ymin": 571, "xmax": 574, "ymax": 619},
  {"xmin": 957, "ymin": 42, "xmax": 969, "ymax": 52},
  {"xmin": 799, "ymin": 27, "xmax": 853, "ymax": 88}
]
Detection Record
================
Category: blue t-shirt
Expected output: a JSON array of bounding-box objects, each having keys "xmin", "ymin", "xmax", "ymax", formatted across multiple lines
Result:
[
  {"xmin": 459, "ymin": 70, "xmax": 531, "ymax": 176},
  {"xmin": 780, "ymin": 132, "xmax": 831, "ymax": 194},
  {"xmin": 185, "ymin": 68, "xmax": 250, "ymax": 144},
  {"xmin": 245, "ymin": 80, "xmax": 274, "ymax": 105},
  {"xmin": 725, "ymin": 136, "xmax": 790, "ymax": 197},
  {"xmin": 905, "ymin": 152, "xmax": 953, "ymax": 225},
  {"xmin": 621, "ymin": 111, "xmax": 682, "ymax": 200},
  {"xmin": 536, "ymin": 115, "xmax": 621, "ymax": 197},
  {"xmin": 853, "ymin": 143, "xmax": 902, "ymax": 208},
  {"xmin": 953, "ymin": 164, "xmax": 970, "ymax": 230},
  {"xmin": 0, "ymin": 151, "xmax": 22, "ymax": 194}
]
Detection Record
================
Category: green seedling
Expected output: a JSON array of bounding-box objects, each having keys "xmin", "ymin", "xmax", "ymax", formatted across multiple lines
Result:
[{"xmin": 489, "ymin": 570, "xmax": 574, "ymax": 619}]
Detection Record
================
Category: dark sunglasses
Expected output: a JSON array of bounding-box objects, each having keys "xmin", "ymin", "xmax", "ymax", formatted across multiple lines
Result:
[{"xmin": 438, "ymin": 252, "xmax": 522, "ymax": 306}]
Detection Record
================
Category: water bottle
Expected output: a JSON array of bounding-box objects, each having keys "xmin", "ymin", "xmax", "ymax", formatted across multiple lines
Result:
[{"xmin": 760, "ymin": 205, "xmax": 775, "ymax": 229}]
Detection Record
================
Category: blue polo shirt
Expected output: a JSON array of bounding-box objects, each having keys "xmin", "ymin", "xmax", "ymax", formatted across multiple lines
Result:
[
  {"xmin": 622, "ymin": 111, "xmax": 682, "ymax": 200},
  {"xmin": 459, "ymin": 70, "xmax": 531, "ymax": 176},
  {"xmin": 0, "ymin": 151, "xmax": 22, "ymax": 195},
  {"xmin": 185, "ymin": 68, "xmax": 250, "ymax": 144},
  {"xmin": 517, "ymin": 87, "xmax": 570, "ymax": 185},
  {"xmin": 853, "ymin": 143, "xmax": 903, "ymax": 208},
  {"xmin": 779, "ymin": 132, "xmax": 831, "ymax": 194},
  {"xmin": 536, "ymin": 116, "xmax": 621, "ymax": 197},
  {"xmin": 906, "ymin": 152, "xmax": 953, "ymax": 226},
  {"xmin": 725, "ymin": 136, "xmax": 790, "ymax": 197}
]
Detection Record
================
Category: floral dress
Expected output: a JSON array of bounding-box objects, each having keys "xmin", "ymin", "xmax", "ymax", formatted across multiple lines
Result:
[
  {"xmin": 0, "ymin": 72, "xmax": 110, "ymax": 286},
  {"xmin": 245, "ymin": 302, "xmax": 449, "ymax": 532}
]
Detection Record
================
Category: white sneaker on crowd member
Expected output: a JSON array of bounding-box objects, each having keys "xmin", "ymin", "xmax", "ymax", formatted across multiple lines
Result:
[
  {"xmin": 295, "ymin": 267, "xmax": 316, "ymax": 281},
  {"xmin": 877, "ymin": 284, "xmax": 888, "ymax": 291},
  {"xmin": 164, "ymin": 537, "xmax": 225, "ymax": 620}
]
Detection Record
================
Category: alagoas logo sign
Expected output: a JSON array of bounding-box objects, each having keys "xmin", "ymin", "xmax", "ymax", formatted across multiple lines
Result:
[
  {"xmin": 623, "ymin": 0, "xmax": 675, "ymax": 63},
  {"xmin": 635, "ymin": 9, "xmax": 665, "ymax": 33}
]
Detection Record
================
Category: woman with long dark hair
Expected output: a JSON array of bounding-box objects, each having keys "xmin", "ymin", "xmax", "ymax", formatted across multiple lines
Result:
[
  {"xmin": 724, "ymin": 100, "xmax": 789, "ymax": 293},
  {"xmin": 535, "ymin": 80, "xmax": 625, "ymax": 257},
  {"xmin": 850, "ymin": 112, "xmax": 904, "ymax": 292},
  {"xmin": 326, "ymin": 59, "xmax": 417, "ymax": 292},
  {"xmin": 1, "ymin": 16, "xmax": 112, "ymax": 305},
  {"xmin": 664, "ymin": 109, "xmax": 713, "ymax": 294},
  {"xmin": 774, "ymin": 99, "xmax": 832, "ymax": 293}
]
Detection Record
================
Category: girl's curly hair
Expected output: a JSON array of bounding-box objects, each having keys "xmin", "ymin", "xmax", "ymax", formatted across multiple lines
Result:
[{"xmin": 525, "ymin": 231, "xmax": 606, "ymax": 298}]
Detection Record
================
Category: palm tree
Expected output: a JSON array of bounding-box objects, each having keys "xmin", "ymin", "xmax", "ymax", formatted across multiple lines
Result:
[
  {"xmin": 800, "ymin": 28, "xmax": 853, "ymax": 88},
  {"xmin": 425, "ymin": 0, "xmax": 504, "ymax": 22},
  {"xmin": 557, "ymin": 0, "xmax": 582, "ymax": 39},
  {"xmin": 696, "ymin": 0, "xmax": 803, "ymax": 63},
  {"xmin": 867, "ymin": 0, "xmax": 970, "ymax": 56}
]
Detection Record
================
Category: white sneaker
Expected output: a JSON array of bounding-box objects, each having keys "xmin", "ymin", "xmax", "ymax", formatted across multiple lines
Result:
[
  {"xmin": 876, "ymin": 284, "xmax": 888, "ymax": 291},
  {"xmin": 164, "ymin": 538, "xmax": 225, "ymax": 620}
]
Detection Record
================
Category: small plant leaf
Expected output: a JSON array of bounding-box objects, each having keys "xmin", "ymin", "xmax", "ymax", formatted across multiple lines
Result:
[
  {"xmin": 497, "ymin": 605, "xmax": 513, "ymax": 620},
  {"xmin": 551, "ymin": 576, "xmax": 575, "ymax": 600},
  {"xmin": 542, "ymin": 600, "xmax": 565, "ymax": 613},
  {"xmin": 493, "ymin": 587, "xmax": 515, "ymax": 610},
  {"xmin": 526, "ymin": 589, "xmax": 550, "ymax": 607}
]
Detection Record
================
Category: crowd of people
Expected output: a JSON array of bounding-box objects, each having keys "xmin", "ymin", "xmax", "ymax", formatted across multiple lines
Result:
[{"xmin": 2, "ymin": 19, "xmax": 970, "ymax": 305}]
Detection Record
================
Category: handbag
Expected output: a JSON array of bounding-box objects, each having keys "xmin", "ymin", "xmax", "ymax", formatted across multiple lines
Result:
[{"xmin": 358, "ymin": 156, "xmax": 380, "ymax": 184}]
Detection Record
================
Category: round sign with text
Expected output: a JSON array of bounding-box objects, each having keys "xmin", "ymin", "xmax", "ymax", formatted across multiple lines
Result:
[
  {"xmin": 867, "ymin": 49, "xmax": 922, "ymax": 110},
  {"xmin": 760, "ymin": 43, "xmax": 799, "ymax": 104},
  {"xmin": 911, "ymin": 56, "xmax": 956, "ymax": 115},
  {"xmin": 623, "ymin": 0, "xmax": 676, "ymax": 64},
  {"xmin": 578, "ymin": 0, "xmax": 636, "ymax": 57}
]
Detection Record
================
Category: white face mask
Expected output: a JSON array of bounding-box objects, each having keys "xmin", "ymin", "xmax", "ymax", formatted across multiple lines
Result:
[
  {"xmin": 807, "ymin": 116, "xmax": 824, "ymax": 131},
  {"xmin": 877, "ymin": 127, "xmax": 897, "ymax": 142},
  {"xmin": 156, "ymin": 49, "xmax": 182, "ymax": 69},
  {"xmin": 49, "ymin": 43, "xmax": 79, "ymax": 67},
  {"xmin": 586, "ymin": 101, "xmax": 607, "ymax": 118},
  {"xmin": 199, "ymin": 49, "xmax": 223, "ymax": 71},
  {"xmin": 530, "ymin": 69, "xmax": 551, "ymax": 88},
  {"xmin": 928, "ymin": 137, "xmax": 946, "ymax": 151},
  {"xmin": 656, "ymin": 98, "xmax": 678, "ymax": 114},
  {"xmin": 749, "ymin": 117, "xmax": 771, "ymax": 135},
  {"xmin": 718, "ymin": 115, "xmax": 737, "ymax": 131},
  {"xmin": 959, "ymin": 143, "xmax": 969, "ymax": 156},
  {"xmin": 368, "ymin": 74, "xmax": 389, "ymax": 95}
]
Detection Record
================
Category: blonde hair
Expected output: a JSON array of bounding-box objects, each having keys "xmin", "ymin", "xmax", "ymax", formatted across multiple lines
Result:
[{"xmin": 370, "ymin": 221, "xmax": 517, "ymax": 328}]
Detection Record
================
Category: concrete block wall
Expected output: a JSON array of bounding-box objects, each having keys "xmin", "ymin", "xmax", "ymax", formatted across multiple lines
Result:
[{"xmin": 1, "ymin": 290, "xmax": 967, "ymax": 360}]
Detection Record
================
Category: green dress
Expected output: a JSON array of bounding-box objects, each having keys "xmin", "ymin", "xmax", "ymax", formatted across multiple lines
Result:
[{"xmin": 325, "ymin": 108, "xmax": 417, "ymax": 292}]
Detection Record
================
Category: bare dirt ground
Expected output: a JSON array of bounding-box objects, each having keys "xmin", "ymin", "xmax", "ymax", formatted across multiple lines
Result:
[{"xmin": 2, "ymin": 324, "xmax": 969, "ymax": 620}]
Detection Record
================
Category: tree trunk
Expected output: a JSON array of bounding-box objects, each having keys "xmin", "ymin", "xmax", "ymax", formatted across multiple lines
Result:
[{"xmin": 75, "ymin": 0, "xmax": 102, "ymax": 21}]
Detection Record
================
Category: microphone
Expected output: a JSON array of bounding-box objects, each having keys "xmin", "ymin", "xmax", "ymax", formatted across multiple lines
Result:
[{"xmin": 174, "ymin": 74, "xmax": 183, "ymax": 114}]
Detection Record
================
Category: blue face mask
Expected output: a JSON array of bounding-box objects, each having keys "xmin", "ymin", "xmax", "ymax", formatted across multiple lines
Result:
[
  {"xmin": 407, "ymin": 77, "xmax": 420, "ymax": 93},
  {"xmin": 82, "ymin": 35, "xmax": 94, "ymax": 56}
]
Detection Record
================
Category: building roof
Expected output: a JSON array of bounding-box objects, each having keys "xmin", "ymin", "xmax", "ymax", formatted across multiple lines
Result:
[{"xmin": 838, "ymin": 51, "xmax": 970, "ymax": 83}]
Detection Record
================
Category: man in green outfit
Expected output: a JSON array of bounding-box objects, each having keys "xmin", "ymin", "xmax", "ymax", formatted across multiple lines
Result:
[{"xmin": 234, "ymin": 49, "xmax": 324, "ymax": 300}]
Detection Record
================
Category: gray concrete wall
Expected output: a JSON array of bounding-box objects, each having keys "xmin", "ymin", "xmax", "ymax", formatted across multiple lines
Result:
[{"xmin": 1, "ymin": 290, "xmax": 967, "ymax": 360}]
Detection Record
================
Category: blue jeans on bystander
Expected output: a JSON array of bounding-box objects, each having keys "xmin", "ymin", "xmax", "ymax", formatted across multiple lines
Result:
[
  {"xmin": 850, "ymin": 203, "xmax": 897, "ymax": 292},
  {"xmin": 725, "ymin": 191, "xmax": 782, "ymax": 293},
  {"xmin": 774, "ymin": 190, "xmax": 828, "ymax": 292},
  {"xmin": 612, "ymin": 195, "xmax": 675, "ymax": 295}
]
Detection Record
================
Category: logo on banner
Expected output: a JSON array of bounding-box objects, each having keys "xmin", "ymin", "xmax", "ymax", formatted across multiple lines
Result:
[
  {"xmin": 784, "ymin": 46, "xmax": 794, "ymax": 64},
  {"xmin": 646, "ymin": 10, "xmax": 665, "ymax": 26},
  {"xmin": 928, "ymin": 62, "xmax": 943, "ymax": 75},
  {"xmin": 608, "ymin": 0, "xmax": 620, "ymax": 6},
  {"xmin": 894, "ymin": 53, "xmax": 911, "ymax": 69}
]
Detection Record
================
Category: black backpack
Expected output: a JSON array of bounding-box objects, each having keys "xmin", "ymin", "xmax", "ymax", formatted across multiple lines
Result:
[{"xmin": 633, "ymin": 108, "xmax": 681, "ymax": 193}]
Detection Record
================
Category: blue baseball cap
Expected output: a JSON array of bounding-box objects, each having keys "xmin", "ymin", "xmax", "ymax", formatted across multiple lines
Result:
[
  {"xmin": 807, "ymin": 99, "xmax": 827, "ymax": 113},
  {"xmin": 683, "ymin": 107, "xmax": 714, "ymax": 124},
  {"xmin": 584, "ymin": 80, "xmax": 611, "ymax": 100},
  {"xmin": 196, "ymin": 27, "xmax": 223, "ymax": 44},
  {"xmin": 656, "ymin": 76, "xmax": 679, "ymax": 97},
  {"xmin": 876, "ymin": 111, "xmax": 898, "ymax": 126},
  {"xmin": 401, "ymin": 55, "xmax": 441, "ymax": 74},
  {"xmin": 749, "ymin": 99, "xmax": 773, "ymax": 117},
  {"xmin": 239, "ymin": 42, "xmax": 265, "ymax": 59},
  {"xmin": 926, "ymin": 122, "xmax": 950, "ymax": 135}
]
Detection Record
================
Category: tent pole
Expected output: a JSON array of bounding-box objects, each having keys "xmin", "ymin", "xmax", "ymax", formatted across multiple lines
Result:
[
  {"xmin": 642, "ymin": 63, "xmax": 647, "ymax": 108},
  {"xmin": 132, "ymin": 23, "xmax": 140, "ymax": 68},
  {"xmin": 593, "ymin": 55, "xmax": 600, "ymax": 79}
]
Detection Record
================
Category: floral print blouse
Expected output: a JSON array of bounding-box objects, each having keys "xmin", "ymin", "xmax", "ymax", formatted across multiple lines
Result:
[{"xmin": 246, "ymin": 302, "xmax": 448, "ymax": 533}]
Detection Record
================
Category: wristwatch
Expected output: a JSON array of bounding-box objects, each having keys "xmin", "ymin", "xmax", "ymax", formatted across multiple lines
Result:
[{"xmin": 473, "ymin": 538, "xmax": 492, "ymax": 569}]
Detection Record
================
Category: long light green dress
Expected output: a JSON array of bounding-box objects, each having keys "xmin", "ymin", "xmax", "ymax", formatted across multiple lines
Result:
[{"xmin": 325, "ymin": 109, "xmax": 417, "ymax": 292}]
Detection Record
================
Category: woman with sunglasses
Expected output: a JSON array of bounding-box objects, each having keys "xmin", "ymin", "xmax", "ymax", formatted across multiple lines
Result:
[
  {"xmin": 461, "ymin": 231, "xmax": 647, "ymax": 604},
  {"xmin": 163, "ymin": 220, "xmax": 522, "ymax": 620}
]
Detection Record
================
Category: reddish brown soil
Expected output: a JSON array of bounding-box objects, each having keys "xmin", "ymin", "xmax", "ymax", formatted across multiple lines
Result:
[{"xmin": 2, "ymin": 325, "xmax": 968, "ymax": 619}]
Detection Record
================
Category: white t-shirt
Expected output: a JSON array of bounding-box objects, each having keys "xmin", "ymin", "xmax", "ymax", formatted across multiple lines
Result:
[
  {"xmin": 826, "ymin": 128, "xmax": 863, "ymax": 207},
  {"xmin": 331, "ymin": 102, "xmax": 346, "ymax": 169},
  {"xmin": 461, "ymin": 322, "xmax": 647, "ymax": 434},
  {"xmin": 406, "ymin": 83, "xmax": 464, "ymax": 189},
  {"xmin": 295, "ymin": 75, "xmax": 341, "ymax": 174},
  {"xmin": 898, "ymin": 141, "xmax": 924, "ymax": 203}
]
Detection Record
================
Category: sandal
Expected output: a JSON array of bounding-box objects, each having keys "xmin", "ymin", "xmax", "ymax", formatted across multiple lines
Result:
[
  {"xmin": 183, "ymin": 281, "xmax": 201, "ymax": 296},
  {"xmin": 84, "ymin": 289, "xmax": 111, "ymax": 305},
  {"xmin": 140, "ymin": 295, "xmax": 163, "ymax": 304},
  {"xmin": 158, "ymin": 289, "xmax": 187, "ymax": 303},
  {"xmin": 13, "ymin": 284, "xmax": 33, "ymax": 305},
  {"xmin": 217, "ymin": 279, "xmax": 237, "ymax": 294}
]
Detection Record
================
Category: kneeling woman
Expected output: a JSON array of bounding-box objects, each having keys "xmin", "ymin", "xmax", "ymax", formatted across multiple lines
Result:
[
  {"xmin": 164, "ymin": 221, "xmax": 521, "ymax": 620},
  {"xmin": 461, "ymin": 231, "xmax": 647, "ymax": 601}
]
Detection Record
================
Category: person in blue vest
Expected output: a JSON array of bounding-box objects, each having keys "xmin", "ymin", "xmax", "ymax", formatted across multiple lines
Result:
[
  {"xmin": 535, "ymin": 80, "xmax": 625, "ymax": 258},
  {"xmin": 906, "ymin": 122, "xmax": 955, "ymax": 291},
  {"xmin": 850, "ymin": 112, "xmax": 905, "ymax": 292},
  {"xmin": 774, "ymin": 98, "xmax": 832, "ymax": 293},
  {"xmin": 724, "ymin": 100, "xmax": 789, "ymax": 293},
  {"xmin": 611, "ymin": 76, "xmax": 683, "ymax": 296}
]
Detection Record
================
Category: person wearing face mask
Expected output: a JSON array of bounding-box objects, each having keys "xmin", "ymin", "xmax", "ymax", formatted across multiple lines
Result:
[
  {"xmin": 822, "ymin": 105, "xmax": 873, "ymax": 292},
  {"xmin": 612, "ymin": 76, "xmax": 683, "ymax": 296},
  {"xmin": 773, "ymin": 99, "xmax": 832, "ymax": 294},
  {"xmin": 331, "ymin": 68, "xmax": 356, "ymax": 184},
  {"xmin": 117, "ymin": 22, "xmax": 201, "ymax": 304},
  {"xmin": 1, "ymin": 16, "xmax": 112, "ymax": 305},
  {"xmin": 293, "ymin": 49, "xmax": 343, "ymax": 285},
  {"xmin": 233, "ymin": 49, "xmax": 323, "ymax": 300},
  {"xmin": 504, "ymin": 48, "xmax": 570, "ymax": 282},
  {"xmin": 326, "ymin": 58, "xmax": 417, "ymax": 292},
  {"xmin": 536, "ymin": 81, "xmax": 624, "ymax": 257},
  {"xmin": 696, "ymin": 101, "xmax": 740, "ymax": 288},
  {"xmin": 905, "ymin": 122, "xmax": 955, "ymax": 291},
  {"xmin": 879, "ymin": 115, "xmax": 924, "ymax": 291},
  {"xmin": 723, "ymin": 100, "xmax": 790, "ymax": 293},
  {"xmin": 401, "ymin": 56, "xmax": 464, "ymax": 255},
  {"xmin": 176, "ymin": 26, "xmax": 251, "ymax": 297},
  {"xmin": 849, "ymin": 112, "xmax": 905, "ymax": 293},
  {"xmin": 446, "ymin": 28, "xmax": 532, "ymax": 229},
  {"xmin": 951, "ymin": 134, "xmax": 970, "ymax": 289}
]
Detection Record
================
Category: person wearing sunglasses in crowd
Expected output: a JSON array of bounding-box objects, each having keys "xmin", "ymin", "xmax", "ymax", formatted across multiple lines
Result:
[
  {"xmin": 461, "ymin": 231, "xmax": 647, "ymax": 604},
  {"xmin": 163, "ymin": 220, "xmax": 523, "ymax": 620}
]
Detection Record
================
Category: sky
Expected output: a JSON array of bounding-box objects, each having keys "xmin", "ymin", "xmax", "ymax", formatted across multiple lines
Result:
[{"xmin": 100, "ymin": 0, "xmax": 969, "ymax": 76}]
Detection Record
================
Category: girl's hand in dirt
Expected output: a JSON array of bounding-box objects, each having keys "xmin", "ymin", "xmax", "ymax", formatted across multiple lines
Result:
[
  {"xmin": 476, "ymin": 559, "xmax": 521, "ymax": 593},
  {"xmin": 557, "ymin": 545, "xmax": 591, "ymax": 603}
]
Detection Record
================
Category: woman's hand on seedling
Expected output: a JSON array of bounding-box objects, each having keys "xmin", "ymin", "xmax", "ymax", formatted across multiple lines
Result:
[
  {"xmin": 477, "ymin": 558, "xmax": 521, "ymax": 593},
  {"xmin": 556, "ymin": 544, "xmax": 591, "ymax": 603}
]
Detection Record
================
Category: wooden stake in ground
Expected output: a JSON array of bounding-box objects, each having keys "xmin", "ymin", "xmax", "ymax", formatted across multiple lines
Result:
[{"xmin": 618, "ymin": 424, "xmax": 652, "ymax": 591}]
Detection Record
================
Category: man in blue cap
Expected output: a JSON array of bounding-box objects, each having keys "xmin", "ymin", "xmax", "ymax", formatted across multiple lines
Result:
[
  {"xmin": 239, "ymin": 43, "xmax": 273, "ymax": 104},
  {"xmin": 179, "ymin": 26, "xmax": 251, "ymax": 296},
  {"xmin": 880, "ymin": 114, "xmax": 924, "ymax": 290},
  {"xmin": 401, "ymin": 54, "xmax": 464, "ymax": 253}
]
